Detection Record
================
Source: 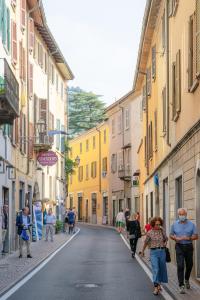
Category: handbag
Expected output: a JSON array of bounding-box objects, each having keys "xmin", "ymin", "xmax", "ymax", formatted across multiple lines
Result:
[
  {"xmin": 165, "ymin": 247, "xmax": 171, "ymax": 263},
  {"xmin": 21, "ymin": 229, "xmax": 30, "ymax": 241}
]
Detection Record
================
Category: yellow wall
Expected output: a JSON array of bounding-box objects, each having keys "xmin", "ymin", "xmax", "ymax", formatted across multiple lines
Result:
[{"xmin": 68, "ymin": 123, "xmax": 110, "ymax": 225}]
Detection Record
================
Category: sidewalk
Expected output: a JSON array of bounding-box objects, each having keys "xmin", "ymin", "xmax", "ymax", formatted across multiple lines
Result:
[
  {"xmin": 0, "ymin": 232, "xmax": 72, "ymax": 297},
  {"xmin": 123, "ymin": 232, "xmax": 200, "ymax": 300}
]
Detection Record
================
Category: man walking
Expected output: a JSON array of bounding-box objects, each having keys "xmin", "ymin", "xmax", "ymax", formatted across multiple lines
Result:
[
  {"xmin": 170, "ymin": 208, "xmax": 198, "ymax": 294},
  {"xmin": 45, "ymin": 208, "xmax": 56, "ymax": 242},
  {"xmin": 67, "ymin": 208, "xmax": 75, "ymax": 234},
  {"xmin": 16, "ymin": 207, "xmax": 32, "ymax": 258}
]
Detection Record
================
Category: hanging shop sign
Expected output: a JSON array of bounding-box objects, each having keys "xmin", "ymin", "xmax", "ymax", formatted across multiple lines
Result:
[{"xmin": 37, "ymin": 151, "xmax": 58, "ymax": 166}]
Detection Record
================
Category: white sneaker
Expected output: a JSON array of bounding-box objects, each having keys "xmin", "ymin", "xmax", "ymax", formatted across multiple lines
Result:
[
  {"xmin": 185, "ymin": 281, "xmax": 190, "ymax": 289},
  {"xmin": 179, "ymin": 286, "xmax": 185, "ymax": 294}
]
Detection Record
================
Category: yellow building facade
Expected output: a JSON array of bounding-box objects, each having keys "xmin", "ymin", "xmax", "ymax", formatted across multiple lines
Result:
[{"xmin": 68, "ymin": 123, "xmax": 110, "ymax": 225}]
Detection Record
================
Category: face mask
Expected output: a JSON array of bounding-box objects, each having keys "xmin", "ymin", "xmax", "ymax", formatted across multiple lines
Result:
[{"xmin": 179, "ymin": 215, "xmax": 186, "ymax": 222}]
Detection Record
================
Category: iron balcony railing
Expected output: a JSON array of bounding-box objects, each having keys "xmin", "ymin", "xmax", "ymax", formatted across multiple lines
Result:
[
  {"xmin": 0, "ymin": 58, "xmax": 19, "ymax": 122},
  {"xmin": 118, "ymin": 165, "xmax": 132, "ymax": 181}
]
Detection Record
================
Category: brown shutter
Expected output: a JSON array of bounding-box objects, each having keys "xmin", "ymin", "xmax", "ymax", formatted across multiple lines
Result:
[
  {"xmin": 12, "ymin": 21, "xmax": 17, "ymax": 64},
  {"xmin": 175, "ymin": 49, "xmax": 181, "ymax": 113},
  {"xmin": 172, "ymin": 62, "xmax": 176, "ymax": 119},
  {"xmin": 162, "ymin": 87, "xmax": 167, "ymax": 132},
  {"xmin": 23, "ymin": 114, "xmax": 26, "ymax": 154},
  {"xmin": 29, "ymin": 18, "xmax": 34, "ymax": 52},
  {"xmin": 29, "ymin": 63, "xmax": 33, "ymax": 96},
  {"xmin": 188, "ymin": 15, "xmax": 193, "ymax": 89},
  {"xmin": 196, "ymin": 0, "xmax": 200, "ymax": 75},
  {"xmin": 144, "ymin": 136, "xmax": 147, "ymax": 166},
  {"xmin": 152, "ymin": 45, "xmax": 156, "ymax": 80},
  {"xmin": 154, "ymin": 111, "xmax": 157, "ymax": 150},
  {"xmin": 20, "ymin": 0, "xmax": 26, "ymax": 30},
  {"xmin": 19, "ymin": 41, "xmax": 23, "ymax": 78}
]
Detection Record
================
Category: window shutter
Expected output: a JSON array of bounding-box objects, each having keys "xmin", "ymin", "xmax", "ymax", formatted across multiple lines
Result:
[
  {"xmin": 152, "ymin": 45, "xmax": 156, "ymax": 80},
  {"xmin": 23, "ymin": 113, "xmax": 26, "ymax": 153},
  {"xmin": 29, "ymin": 17, "xmax": 34, "ymax": 52},
  {"xmin": 154, "ymin": 111, "xmax": 157, "ymax": 150},
  {"xmin": 33, "ymin": 94, "xmax": 38, "ymax": 131},
  {"xmin": 20, "ymin": 0, "xmax": 26, "ymax": 30},
  {"xmin": 103, "ymin": 157, "xmax": 107, "ymax": 172},
  {"xmin": 6, "ymin": 8, "xmax": 10, "ymax": 52},
  {"xmin": 2, "ymin": 1, "xmax": 6, "ymax": 46},
  {"xmin": 162, "ymin": 87, "xmax": 167, "ymax": 132},
  {"xmin": 19, "ymin": 41, "xmax": 23, "ymax": 78},
  {"xmin": 172, "ymin": 62, "xmax": 176, "ymax": 119},
  {"xmin": 175, "ymin": 49, "xmax": 181, "ymax": 113},
  {"xmin": 94, "ymin": 162, "xmax": 97, "ymax": 178},
  {"xmin": 196, "ymin": 0, "xmax": 200, "ymax": 75},
  {"xmin": 188, "ymin": 15, "xmax": 194, "ymax": 89},
  {"xmin": 142, "ymin": 85, "xmax": 146, "ymax": 111},
  {"xmin": 12, "ymin": 21, "xmax": 17, "ymax": 64},
  {"xmin": 29, "ymin": 63, "xmax": 33, "ymax": 96},
  {"xmin": 144, "ymin": 136, "xmax": 147, "ymax": 167},
  {"xmin": 39, "ymin": 99, "xmax": 47, "ymax": 124},
  {"xmin": 29, "ymin": 122, "xmax": 34, "ymax": 158},
  {"xmin": 147, "ymin": 67, "xmax": 151, "ymax": 96}
]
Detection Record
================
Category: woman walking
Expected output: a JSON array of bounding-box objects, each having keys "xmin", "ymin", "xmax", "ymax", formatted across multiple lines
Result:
[
  {"xmin": 116, "ymin": 209, "xmax": 125, "ymax": 233},
  {"xmin": 141, "ymin": 217, "xmax": 168, "ymax": 295},
  {"xmin": 127, "ymin": 213, "xmax": 141, "ymax": 258}
]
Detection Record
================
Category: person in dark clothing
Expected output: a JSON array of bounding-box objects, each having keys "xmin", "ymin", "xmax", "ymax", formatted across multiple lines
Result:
[
  {"xmin": 67, "ymin": 209, "xmax": 75, "ymax": 234},
  {"xmin": 124, "ymin": 208, "xmax": 130, "ymax": 229},
  {"xmin": 127, "ymin": 213, "xmax": 141, "ymax": 258},
  {"xmin": 2, "ymin": 205, "xmax": 8, "ymax": 254}
]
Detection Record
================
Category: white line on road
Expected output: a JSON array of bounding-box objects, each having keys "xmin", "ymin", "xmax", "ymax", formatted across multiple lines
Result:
[
  {"xmin": 1, "ymin": 228, "xmax": 80, "ymax": 300},
  {"xmin": 120, "ymin": 234, "xmax": 174, "ymax": 300}
]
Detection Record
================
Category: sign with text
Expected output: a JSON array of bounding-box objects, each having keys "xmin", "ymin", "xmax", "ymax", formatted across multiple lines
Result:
[{"xmin": 37, "ymin": 151, "xmax": 58, "ymax": 166}]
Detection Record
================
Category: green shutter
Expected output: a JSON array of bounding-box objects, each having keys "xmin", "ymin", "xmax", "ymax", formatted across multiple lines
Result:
[
  {"xmin": 6, "ymin": 7, "xmax": 10, "ymax": 52},
  {"xmin": 2, "ymin": 0, "xmax": 6, "ymax": 46}
]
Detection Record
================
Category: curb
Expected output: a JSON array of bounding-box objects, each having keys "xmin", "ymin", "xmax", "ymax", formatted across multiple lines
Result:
[{"xmin": 0, "ymin": 229, "xmax": 80, "ymax": 299}]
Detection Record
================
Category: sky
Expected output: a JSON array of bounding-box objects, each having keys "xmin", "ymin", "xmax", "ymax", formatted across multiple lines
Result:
[{"xmin": 43, "ymin": 0, "xmax": 147, "ymax": 105}]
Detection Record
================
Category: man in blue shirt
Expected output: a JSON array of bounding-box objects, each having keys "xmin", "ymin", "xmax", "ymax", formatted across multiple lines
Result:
[
  {"xmin": 16, "ymin": 207, "xmax": 32, "ymax": 258},
  {"xmin": 170, "ymin": 208, "xmax": 198, "ymax": 294},
  {"xmin": 67, "ymin": 209, "xmax": 75, "ymax": 234}
]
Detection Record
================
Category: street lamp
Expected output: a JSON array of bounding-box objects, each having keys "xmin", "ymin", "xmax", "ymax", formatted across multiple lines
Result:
[{"xmin": 75, "ymin": 155, "xmax": 80, "ymax": 166}]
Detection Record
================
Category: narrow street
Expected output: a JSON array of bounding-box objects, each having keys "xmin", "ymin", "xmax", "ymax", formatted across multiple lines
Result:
[{"xmin": 7, "ymin": 226, "xmax": 163, "ymax": 300}]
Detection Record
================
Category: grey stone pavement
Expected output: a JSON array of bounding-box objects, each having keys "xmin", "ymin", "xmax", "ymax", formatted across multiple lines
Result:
[
  {"xmin": 0, "ymin": 232, "xmax": 71, "ymax": 297},
  {"xmin": 123, "ymin": 232, "xmax": 200, "ymax": 300}
]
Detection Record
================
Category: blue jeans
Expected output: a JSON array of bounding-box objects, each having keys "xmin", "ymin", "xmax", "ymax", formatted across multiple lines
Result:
[{"xmin": 150, "ymin": 249, "xmax": 168, "ymax": 286}]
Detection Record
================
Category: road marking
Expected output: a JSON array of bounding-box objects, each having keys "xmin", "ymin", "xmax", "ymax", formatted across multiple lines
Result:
[
  {"xmin": 120, "ymin": 234, "xmax": 174, "ymax": 300},
  {"xmin": 1, "ymin": 228, "xmax": 80, "ymax": 300}
]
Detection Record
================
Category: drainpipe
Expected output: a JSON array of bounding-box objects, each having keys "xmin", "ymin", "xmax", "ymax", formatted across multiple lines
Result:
[
  {"xmin": 119, "ymin": 105, "xmax": 126, "ymax": 206},
  {"xmin": 96, "ymin": 127, "xmax": 101, "ymax": 193},
  {"xmin": 166, "ymin": 0, "xmax": 171, "ymax": 147}
]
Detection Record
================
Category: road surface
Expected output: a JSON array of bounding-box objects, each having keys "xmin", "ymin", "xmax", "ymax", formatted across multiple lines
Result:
[{"xmin": 8, "ymin": 225, "xmax": 164, "ymax": 300}]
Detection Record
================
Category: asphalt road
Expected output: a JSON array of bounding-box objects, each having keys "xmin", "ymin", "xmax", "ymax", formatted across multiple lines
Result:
[{"xmin": 8, "ymin": 225, "xmax": 164, "ymax": 300}]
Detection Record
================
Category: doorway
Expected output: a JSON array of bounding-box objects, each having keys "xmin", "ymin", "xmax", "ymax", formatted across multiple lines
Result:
[
  {"xmin": 85, "ymin": 199, "xmax": 89, "ymax": 222},
  {"xmin": 19, "ymin": 181, "xmax": 25, "ymax": 211},
  {"xmin": 103, "ymin": 196, "xmax": 108, "ymax": 224},
  {"xmin": 78, "ymin": 196, "xmax": 83, "ymax": 221},
  {"xmin": 2, "ymin": 187, "xmax": 9, "ymax": 253},
  {"xmin": 91, "ymin": 193, "xmax": 97, "ymax": 224}
]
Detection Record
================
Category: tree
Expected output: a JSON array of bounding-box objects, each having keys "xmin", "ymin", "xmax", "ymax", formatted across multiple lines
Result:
[{"xmin": 67, "ymin": 87, "xmax": 106, "ymax": 137}]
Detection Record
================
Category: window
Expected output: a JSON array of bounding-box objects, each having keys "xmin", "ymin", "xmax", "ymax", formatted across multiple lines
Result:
[
  {"xmin": 152, "ymin": 45, "xmax": 156, "ymax": 80},
  {"xmin": 172, "ymin": 50, "xmax": 181, "ymax": 121},
  {"xmin": 86, "ymin": 139, "xmax": 89, "ymax": 152},
  {"xmin": 86, "ymin": 164, "xmax": 89, "ymax": 180},
  {"xmin": 91, "ymin": 162, "xmax": 97, "ymax": 178},
  {"xmin": 175, "ymin": 176, "xmax": 183, "ymax": 213},
  {"xmin": 125, "ymin": 108, "xmax": 129, "ymax": 130},
  {"xmin": 188, "ymin": 12, "xmax": 199, "ymax": 92},
  {"xmin": 29, "ymin": 18, "xmax": 34, "ymax": 52},
  {"xmin": 118, "ymin": 114, "xmax": 122, "ymax": 133},
  {"xmin": 103, "ymin": 129, "xmax": 106, "ymax": 143},
  {"xmin": 142, "ymin": 85, "xmax": 146, "ymax": 111},
  {"xmin": 78, "ymin": 166, "xmax": 83, "ymax": 182},
  {"xmin": 111, "ymin": 119, "xmax": 115, "ymax": 136},
  {"xmin": 19, "ymin": 41, "xmax": 26, "ymax": 81},
  {"xmin": 111, "ymin": 153, "xmax": 117, "ymax": 173},
  {"xmin": 147, "ymin": 67, "xmax": 151, "ymax": 96},
  {"xmin": 80, "ymin": 143, "xmax": 82, "ymax": 154},
  {"xmin": 154, "ymin": 110, "xmax": 158, "ymax": 150},
  {"xmin": 162, "ymin": 87, "xmax": 167, "ymax": 133},
  {"xmin": 102, "ymin": 157, "xmax": 107, "ymax": 172},
  {"xmin": 162, "ymin": 10, "xmax": 166, "ymax": 50},
  {"xmin": 11, "ymin": 20, "xmax": 17, "ymax": 64},
  {"xmin": 93, "ymin": 136, "xmax": 96, "ymax": 149}
]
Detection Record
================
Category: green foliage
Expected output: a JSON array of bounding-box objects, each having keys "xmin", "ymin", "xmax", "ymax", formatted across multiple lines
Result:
[
  {"xmin": 68, "ymin": 86, "xmax": 106, "ymax": 137},
  {"xmin": 55, "ymin": 220, "xmax": 63, "ymax": 234}
]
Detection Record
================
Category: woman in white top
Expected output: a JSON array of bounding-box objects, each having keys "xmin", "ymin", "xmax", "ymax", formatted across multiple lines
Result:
[{"xmin": 116, "ymin": 209, "xmax": 125, "ymax": 233}]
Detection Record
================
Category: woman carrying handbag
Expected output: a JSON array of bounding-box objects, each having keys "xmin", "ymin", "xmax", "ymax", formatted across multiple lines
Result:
[
  {"xmin": 127, "ymin": 213, "xmax": 141, "ymax": 258},
  {"xmin": 141, "ymin": 217, "xmax": 168, "ymax": 295}
]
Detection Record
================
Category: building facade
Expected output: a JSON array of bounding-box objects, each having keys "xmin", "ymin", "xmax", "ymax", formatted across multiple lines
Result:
[
  {"xmin": 106, "ymin": 91, "xmax": 141, "ymax": 225},
  {"xmin": 136, "ymin": 0, "xmax": 200, "ymax": 279},
  {"xmin": 0, "ymin": 0, "xmax": 73, "ymax": 253},
  {"xmin": 68, "ymin": 123, "xmax": 110, "ymax": 225}
]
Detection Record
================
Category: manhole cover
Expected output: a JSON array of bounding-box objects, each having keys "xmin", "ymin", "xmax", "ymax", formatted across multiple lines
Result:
[{"xmin": 75, "ymin": 283, "xmax": 99, "ymax": 288}]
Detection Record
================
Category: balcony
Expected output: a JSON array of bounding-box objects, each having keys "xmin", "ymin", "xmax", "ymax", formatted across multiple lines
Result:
[
  {"xmin": 0, "ymin": 59, "xmax": 19, "ymax": 125},
  {"xmin": 118, "ymin": 165, "xmax": 132, "ymax": 181},
  {"xmin": 33, "ymin": 134, "xmax": 52, "ymax": 151}
]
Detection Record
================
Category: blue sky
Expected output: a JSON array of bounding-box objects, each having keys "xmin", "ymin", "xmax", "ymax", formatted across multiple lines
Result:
[{"xmin": 43, "ymin": 0, "xmax": 147, "ymax": 105}]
